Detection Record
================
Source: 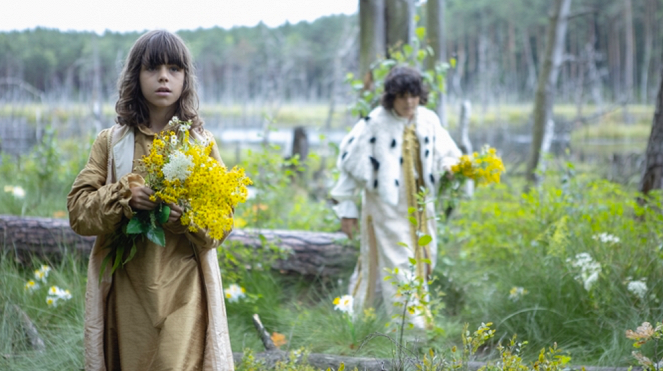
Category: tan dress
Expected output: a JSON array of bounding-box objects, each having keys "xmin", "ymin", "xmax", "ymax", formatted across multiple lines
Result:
[{"xmin": 67, "ymin": 124, "xmax": 234, "ymax": 371}]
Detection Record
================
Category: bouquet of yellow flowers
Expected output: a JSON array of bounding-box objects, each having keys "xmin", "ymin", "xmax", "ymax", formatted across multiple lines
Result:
[
  {"xmin": 101, "ymin": 117, "xmax": 252, "ymax": 279},
  {"xmin": 437, "ymin": 145, "xmax": 505, "ymax": 217}
]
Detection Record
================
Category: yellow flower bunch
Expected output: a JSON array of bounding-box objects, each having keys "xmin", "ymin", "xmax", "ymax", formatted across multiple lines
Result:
[
  {"xmin": 140, "ymin": 117, "xmax": 252, "ymax": 240},
  {"xmin": 450, "ymin": 146, "xmax": 505, "ymax": 186}
]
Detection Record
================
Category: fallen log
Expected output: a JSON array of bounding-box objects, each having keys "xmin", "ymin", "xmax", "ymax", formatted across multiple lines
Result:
[
  {"xmin": 0, "ymin": 215, "xmax": 356, "ymax": 276},
  {"xmin": 229, "ymin": 351, "xmax": 638, "ymax": 371}
]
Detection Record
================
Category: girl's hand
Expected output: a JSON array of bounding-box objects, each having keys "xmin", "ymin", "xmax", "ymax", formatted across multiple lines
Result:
[
  {"xmin": 129, "ymin": 186, "xmax": 158, "ymax": 210},
  {"xmin": 167, "ymin": 203, "xmax": 183, "ymax": 224}
]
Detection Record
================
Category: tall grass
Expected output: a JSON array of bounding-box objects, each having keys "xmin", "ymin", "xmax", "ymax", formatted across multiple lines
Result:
[
  {"xmin": 440, "ymin": 166, "xmax": 663, "ymax": 366},
  {"xmin": 0, "ymin": 252, "xmax": 85, "ymax": 370}
]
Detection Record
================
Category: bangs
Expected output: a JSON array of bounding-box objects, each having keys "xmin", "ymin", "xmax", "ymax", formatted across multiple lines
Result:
[{"xmin": 140, "ymin": 32, "xmax": 188, "ymax": 69}]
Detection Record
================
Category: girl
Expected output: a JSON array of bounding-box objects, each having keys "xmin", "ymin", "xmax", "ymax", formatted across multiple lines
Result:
[
  {"xmin": 330, "ymin": 66, "xmax": 461, "ymax": 330},
  {"xmin": 68, "ymin": 30, "xmax": 234, "ymax": 371}
]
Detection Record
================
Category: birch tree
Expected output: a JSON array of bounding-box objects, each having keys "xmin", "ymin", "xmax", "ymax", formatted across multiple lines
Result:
[
  {"xmin": 427, "ymin": 0, "xmax": 448, "ymax": 127},
  {"xmin": 359, "ymin": 0, "xmax": 386, "ymax": 81},
  {"xmin": 525, "ymin": 0, "xmax": 572, "ymax": 185}
]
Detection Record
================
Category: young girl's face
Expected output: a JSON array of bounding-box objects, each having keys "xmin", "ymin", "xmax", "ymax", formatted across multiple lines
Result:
[{"xmin": 139, "ymin": 64, "xmax": 184, "ymax": 111}]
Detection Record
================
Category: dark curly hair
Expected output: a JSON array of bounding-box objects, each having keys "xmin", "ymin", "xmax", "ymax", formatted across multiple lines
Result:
[
  {"xmin": 381, "ymin": 66, "xmax": 429, "ymax": 110},
  {"xmin": 115, "ymin": 30, "xmax": 202, "ymax": 128}
]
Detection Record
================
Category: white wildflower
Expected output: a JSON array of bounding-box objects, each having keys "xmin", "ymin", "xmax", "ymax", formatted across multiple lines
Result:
[
  {"xmin": 46, "ymin": 296, "xmax": 57, "ymax": 307},
  {"xmin": 24, "ymin": 280, "xmax": 40, "ymax": 291},
  {"xmin": 333, "ymin": 295, "xmax": 354, "ymax": 316},
  {"xmin": 592, "ymin": 233, "xmax": 620, "ymax": 244},
  {"xmin": 5, "ymin": 185, "xmax": 26, "ymax": 198},
  {"xmin": 509, "ymin": 286, "xmax": 528, "ymax": 301},
  {"xmin": 34, "ymin": 265, "xmax": 51, "ymax": 283},
  {"xmin": 162, "ymin": 151, "xmax": 193, "ymax": 183},
  {"xmin": 626, "ymin": 278, "xmax": 648, "ymax": 299},
  {"xmin": 224, "ymin": 283, "xmax": 246, "ymax": 303},
  {"xmin": 46, "ymin": 285, "xmax": 72, "ymax": 307},
  {"xmin": 170, "ymin": 136, "xmax": 177, "ymax": 146},
  {"xmin": 567, "ymin": 253, "xmax": 602, "ymax": 291}
]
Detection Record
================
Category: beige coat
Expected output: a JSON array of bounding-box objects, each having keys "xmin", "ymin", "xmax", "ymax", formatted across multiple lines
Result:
[{"xmin": 68, "ymin": 123, "xmax": 234, "ymax": 371}]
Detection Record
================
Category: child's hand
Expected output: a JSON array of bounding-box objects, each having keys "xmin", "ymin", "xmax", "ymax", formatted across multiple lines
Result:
[
  {"xmin": 129, "ymin": 186, "xmax": 158, "ymax": 210},
  {"xmin": 167, "ymin": 203, "xmax": 183, "ymax": 224}
]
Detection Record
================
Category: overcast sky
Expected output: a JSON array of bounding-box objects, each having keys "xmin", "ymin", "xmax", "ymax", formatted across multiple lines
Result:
[{"xmin": 1, "ymin": 0, "xmax": 359, "ymax": 34}]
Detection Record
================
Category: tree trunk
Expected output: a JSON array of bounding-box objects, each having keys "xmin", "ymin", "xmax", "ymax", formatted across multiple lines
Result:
[
  {"xmin": 0, "ymin": 215, "xmax": 356, "ymax": 277},
  {"xmin": 608, "ymin": 19, "xmax": 622, "ymax": 100},
  {"xmin": 426, "ymin": 0, "xmax": 448, "ymax": 127},
  {"xmin": 525, "ymin": 0, "xmax": 572, "ymax": 185},
  {"xmin": 640, "ymin": 67, "xmax": 663, "ymax": 195},
  {"xmin": 640, "ymin": 0, "xmax": 654, "ymax": 103},
  {"xmin": 458, "ymin": 100, "xmax": 474, "ymax": 197},
  {"xmin": 521, "ymin": 28, "xmax": 538, "ymax": 93},
  {"xmin": 359, "ymin": 0, "xmax": 386, "ymax": 81},
  {"xmin": 385, "ymin": 0, "xmax": 415, "ymax": 56},
  {"xmin": 623, "ymin": 0, "xmax": 635, "ymax": 101}
]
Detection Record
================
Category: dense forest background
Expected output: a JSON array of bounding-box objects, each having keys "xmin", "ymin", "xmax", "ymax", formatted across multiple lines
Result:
[{"xmin": 1, "ymin": 0, "xmax": 661, "ymax": 106}]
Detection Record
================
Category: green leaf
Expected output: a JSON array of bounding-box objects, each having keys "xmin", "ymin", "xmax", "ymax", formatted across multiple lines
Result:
[
  {"xmin": 408, "ymin": 216, "xmax": 418, "ymax": 226},
  {"xmin": 126, "ymin": 217, "xmax": 143, "ymax": 234},
  {"xmin": 123, "ymin": 242, "xmax": 137, "ymax": 265},
  {"xmin": 417, "ymin": 50, "xmax": 427, "ymax": 62},
  {"xmin": 99, "ymin": 252, "xmax": 112, "ymax": 284},
  {"xmin": 112, "ymin": 245, "xmax": 124, "ymax": 274},
  {"xmin": 147, "ymin": 226, "xmax": 166, "ymax": 247},
  {"xmin": 397, "ymin": 241, "xmax": 409, "ymax": 248},
  {"xmin": 418, "ymin": 235, "xmax": 433, "ymax": 246},
  {"xmin": 408, "ymin": 257, "xmax": 417, "ymax": 266},
  {"xmin": 415, "ymin": 27, "xmax": 426, "ymax": 41},
  {"xmin": 157, "ymin": 205, "xmax": 170, "ymax": 224}
]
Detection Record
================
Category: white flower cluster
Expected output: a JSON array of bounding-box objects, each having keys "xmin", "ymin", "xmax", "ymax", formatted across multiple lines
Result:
[
  {"xmin": 333, "ymin": 295, "xmax": 354, "ymax": 316},
  {"xmin": 4, "ymin": 185, "xmax": 26, "ymax": 199},
  {"xmin": 162, "ymin": 151, "xmax": 193, "ymax": 183},
  {"xmin": 567, "ymin": 252, "xmax": 602, "ymax": 291},
  {"xmin": 508, "ymin": 286, "xmax": 528, "ymax": 301},
  {"xmin": 592, "ymin": 233, "xmax": 620, "ymax": 244},
  {"xmin": 224, "ymin": 283, "xmax": 246, "ymax": 303},
  {"xmin": 34, "ymin": 265, "xmax": 51, "ymax": 283},
  {"xmin": 24, "ymin": 266, "xmax": 73, "ymax": 307},
  {"xmin": 625, "ymin": 277, "xmax": 648, "ymax": 299},
  {"xmin": 46, "ymin": 285, "xmax": 72, "ymax": 307}
]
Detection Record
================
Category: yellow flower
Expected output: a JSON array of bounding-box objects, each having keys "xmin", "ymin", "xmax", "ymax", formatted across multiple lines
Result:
[
  {"xmin": 137, "ymin": 120, "xmax": 252, "ymax": 240},
  {"xmin": 449, "ymin": 146, "xmax": 505, "ymax": 187}
]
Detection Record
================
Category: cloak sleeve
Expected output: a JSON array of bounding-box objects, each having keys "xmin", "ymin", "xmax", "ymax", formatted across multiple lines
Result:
[
  {"xmin": 67, "ymin": 129, "xmax": 134, "ymax": 236},
  {"xmin": 163, "ymin": 132, "xmax": 232, "ymax": 250},
  {"xmin": 433, "ymin": 123, "xmax": 462, "ymax": 174},
  {"xmin": 330, "ymin": 119, "xmax": 369, "ymax": 219}
]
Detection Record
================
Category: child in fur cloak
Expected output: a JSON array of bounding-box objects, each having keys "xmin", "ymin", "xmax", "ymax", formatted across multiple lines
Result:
[
  {"xmin": 67, "ymin": 30, "xmax": 234, "ymax": 371},
  {"xmin": 330, "ymin": 66, "xmax": 462, "ymax": 330}
]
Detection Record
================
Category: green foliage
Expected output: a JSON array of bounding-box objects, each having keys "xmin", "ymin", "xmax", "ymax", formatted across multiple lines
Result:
[
  {"xmin": 236, "ymin": 137, "xmax": 338, "ymax": 232},
  {"xmin": 441, "ymin": 164, "xmax": 663, "ymax": 365},
  {"xmin": 345, "ymin": 28, "xmax": 449, "ymax": 118},
  {"xmin": 0, "ymin": 129, "xmax": 92, "ymax": 217},
  {"xmin": 0, "ymin": 255, "xmax": 85, "ymax": 370}
]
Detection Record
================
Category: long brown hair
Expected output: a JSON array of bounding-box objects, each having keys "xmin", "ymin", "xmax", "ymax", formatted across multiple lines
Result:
[{"xmin": 115, "ymin": 30, "xmax": 202, "ymax": 128}]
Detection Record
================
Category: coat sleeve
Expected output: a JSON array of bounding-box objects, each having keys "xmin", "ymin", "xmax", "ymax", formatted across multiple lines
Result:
[
  {"xmin": 329, "ymin": 119, "xmax": 369, "ymax": 219},
  {"xmin": 163, "ymin": 131, "xmax": 231, "ymax": 250},
  {"xmin": 67, "ymin": 129, "xmax": 135, "ymax": 236},
  {"xmin": 434, "ymin": 122, "xmax": 462, "ymax": 174}
]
